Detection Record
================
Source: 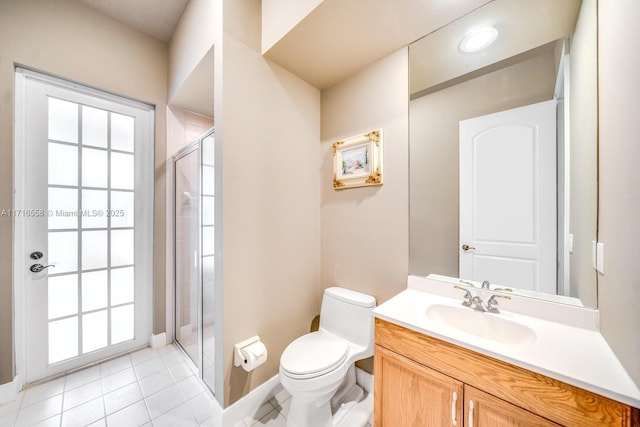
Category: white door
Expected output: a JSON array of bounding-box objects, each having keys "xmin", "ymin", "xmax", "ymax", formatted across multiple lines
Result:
[
  {"xmin": 15, "ymin": 70, "xmax": 154, "ymax": 383},
  {"xmin": 459, "ymin": 100, "xmax": 556, "ymax": 293}
]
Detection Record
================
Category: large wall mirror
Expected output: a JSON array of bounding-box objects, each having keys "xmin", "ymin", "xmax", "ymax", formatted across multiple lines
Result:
[{"xmin": 409, "ymin": 0, "xmax": 599, "ymax": 308}]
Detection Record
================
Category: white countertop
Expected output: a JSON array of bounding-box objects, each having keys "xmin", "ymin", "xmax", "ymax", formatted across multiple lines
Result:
[{"xmin": 372, "ymin": 275, "xmax": 640, "ymax": 408}]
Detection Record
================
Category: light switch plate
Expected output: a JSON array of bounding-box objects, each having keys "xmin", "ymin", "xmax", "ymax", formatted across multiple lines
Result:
[{"xmin": 596, "ymin": 242, "xmax": 605, "ymax": 275}]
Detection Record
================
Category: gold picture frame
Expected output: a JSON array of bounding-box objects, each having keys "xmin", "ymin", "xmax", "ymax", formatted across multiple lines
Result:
[{"xmin": 332, "ymin": 129, "xmax": 383, "ymax": 190}]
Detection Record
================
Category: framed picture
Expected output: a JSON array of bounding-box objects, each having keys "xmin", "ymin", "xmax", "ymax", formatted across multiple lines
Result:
[{"xmin": 333, "ymin": 129, "xmax": 383, "ymax": 190}]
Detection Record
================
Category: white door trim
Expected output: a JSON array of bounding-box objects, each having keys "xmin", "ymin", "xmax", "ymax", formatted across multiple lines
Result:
[{"xmin": 13, "ymin": 68, "xmax": 155, "ymax": 385}]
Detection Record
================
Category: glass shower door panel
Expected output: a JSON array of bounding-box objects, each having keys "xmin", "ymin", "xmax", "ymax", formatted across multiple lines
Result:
[{"xmin": 175, "ymin": 150, "xmax": 201, "ymax": 368}]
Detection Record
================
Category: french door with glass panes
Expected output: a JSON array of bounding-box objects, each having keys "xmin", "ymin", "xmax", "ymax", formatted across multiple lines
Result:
[{"xmin": 15, "ymin": 69, "xmax": 154, "ymax": 383}]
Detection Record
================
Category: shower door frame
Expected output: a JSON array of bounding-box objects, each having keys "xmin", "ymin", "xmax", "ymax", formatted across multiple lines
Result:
[
  {"xmin": 170, "ymin": 128, "xmax": 216, "ymax": 395},
  {"xmin": 173, "ymin": 141, "xmax": 203, "ymax": 376}
]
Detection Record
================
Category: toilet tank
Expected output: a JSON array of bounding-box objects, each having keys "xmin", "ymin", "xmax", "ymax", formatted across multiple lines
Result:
[{"xmin": 319, "ymin": 287, "xmax": 377, "ymax": 350}]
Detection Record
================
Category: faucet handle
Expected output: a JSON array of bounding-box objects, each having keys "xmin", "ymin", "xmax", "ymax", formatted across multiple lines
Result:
[
  {"xmin": 453, "ymin": 285, "xmax": 473, "ymax": 307},
  {"xmin": 487, "ymin": 294, "xmax": 511, "ymax": 313}
]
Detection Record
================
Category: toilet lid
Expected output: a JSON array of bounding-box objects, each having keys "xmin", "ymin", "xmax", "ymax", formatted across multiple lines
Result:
[{"xmin": 280, "ymin": 331, "xmax": 348, "ymax": 378}]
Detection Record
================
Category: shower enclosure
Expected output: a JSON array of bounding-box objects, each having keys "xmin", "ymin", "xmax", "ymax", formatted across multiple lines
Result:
[{"xmin": 173, "ymin": 128, "xmax": 216, "ymax": 393}]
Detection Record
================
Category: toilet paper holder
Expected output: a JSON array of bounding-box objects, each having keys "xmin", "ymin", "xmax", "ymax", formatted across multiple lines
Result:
[{"xmin": 234, "ymin": 335, "xmax": 263, "ymax": 367}]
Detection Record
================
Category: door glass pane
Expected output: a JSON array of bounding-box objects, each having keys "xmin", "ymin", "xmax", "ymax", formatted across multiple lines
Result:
[
  {"xmin": 82, "ymin": 148, "xmax": 108, "ymax": 188},
  {"xmin": 48, "ymin": 274, "xmax": 78, "ymax": 320},
  {"xmin": 82, "ymin": 230, "xmax": 108, "ymax": 270},
  {"xmin": 82, "ymin": 189, "xmax": 108, "ymax": 228},
  {"xmin": 111, "ymin": 152, "xmax": 134, "ymax": 190},
  {"xmin": 82, "ymin": 106, "xmax": 108, "ymax": 148},
  {"xmin": 48, "ymin": 231, "xmax": 78, "ymax": 274},
  {"xmin": 203, "ymin": 226, "xmax": 214, "ymax": 256},
  {"xmin": 203, "ymin": 165, "xmax": 214, "ymax": 196},
  {"xmin": 49, "ymin": 317, "xmax": 78, "ymax": 364},
  {"xmin": 111, "ymin": 304, "xmax": 134, "ymax": 344},
  {"xmin": 111, "ymin": 191, "xmax": 134, "ymax": 228},
  {"xmin": 82, "ymin": 310, "xmax": 108, "ymax": 353},
  {"xmin": 48, "ymin": 98, "xmax": 78, "ymax": 143},
  {"xmin": 49, "ymin": 143, "xmax": 78, "ymax": 186},
  {"xmin": 82, "ymin": 270, "xmax": 108, "ymax": 312},
  {"xmin": 111, "ymin": 230, "xmax": 134, "ymax": 266},
  {"xmin": 48, "ymin": 187, "xmax": 78, "ymax": 229},
  {"xmin": 202, "ymin": 196, "xmax": 214, "ymax": 226},
  {"xmin": 111, "ymin": 113, "xmax": 134, "ymax": 152},
  {"xmin": 111, "ymin": 267, "xmax": 134, "ymax": 305}
]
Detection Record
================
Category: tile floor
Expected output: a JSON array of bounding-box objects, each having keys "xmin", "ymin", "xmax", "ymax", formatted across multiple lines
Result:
[
  {"xmin": 0, "ymin": 344, "xmax": 373, "ymax": 427},
  {"xmin": 0, "ymin": 345, "xmax": 218, "ymax": 427}
]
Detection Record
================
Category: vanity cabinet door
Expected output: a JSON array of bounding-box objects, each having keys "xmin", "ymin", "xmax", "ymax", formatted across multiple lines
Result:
[
  {"xmin": 464, "ymin": 386, "xmax": 560, "ymax": 427},
  {"xmin": 375, "ymin": 345, "xmax": 463, "ymax": 427}
]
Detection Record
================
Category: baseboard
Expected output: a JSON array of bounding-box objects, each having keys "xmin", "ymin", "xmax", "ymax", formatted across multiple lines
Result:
[
  {"xmin": 0, "ymin": 375, "xmax": 23, "ymax": 405},
  {"xmin": 222, "ymin": 375, "xmax": 283, "ymax": 427},
  {"xmin": 149, "ymin": 332, "xmax": 167, "ymax": 350}
]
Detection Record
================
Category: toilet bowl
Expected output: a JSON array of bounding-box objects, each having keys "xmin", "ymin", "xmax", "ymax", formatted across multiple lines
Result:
[{"xmin": 279, "ymin": 287, "xmax": 376, "ymax": 427}]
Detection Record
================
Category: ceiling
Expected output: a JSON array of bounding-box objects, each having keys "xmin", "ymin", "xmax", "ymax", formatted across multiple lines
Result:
[{"xmin": 72, "ymin": 0, "xmax": 189, "ymax": 43}]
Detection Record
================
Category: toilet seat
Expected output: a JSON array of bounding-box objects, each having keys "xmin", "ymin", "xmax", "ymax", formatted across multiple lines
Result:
[{"xmin": 280, "ymin": 331, "xmax": 348, "ymax": 379}]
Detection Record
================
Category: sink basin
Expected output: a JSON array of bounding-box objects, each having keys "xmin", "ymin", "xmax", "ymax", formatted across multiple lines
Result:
[{"xmin": 425, "ymin": 303, "xmax": 536, "ymax": 345}]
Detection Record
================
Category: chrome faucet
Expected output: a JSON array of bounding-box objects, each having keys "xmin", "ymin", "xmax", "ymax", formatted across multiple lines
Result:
[
  {"xmin": 486, "ymin": 294, "xmax": 511, "ymax": 313},
  {"xmin": 454, "ymin": 285, "xmax": 511, "ymax": 313},
  {"xmin": 481, "ymin": 280, "xmax": 491, "ymax": 289}
]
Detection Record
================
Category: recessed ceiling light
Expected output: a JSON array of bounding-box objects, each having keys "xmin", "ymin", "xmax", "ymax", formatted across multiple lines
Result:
[{"xmin": 459, "ymin": 26, "xmax": 498, "ymax": 53}]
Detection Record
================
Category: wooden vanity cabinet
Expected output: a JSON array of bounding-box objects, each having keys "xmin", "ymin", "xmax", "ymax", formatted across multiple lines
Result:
[{"xmin": 374, "ymin": 319, "xmax": 640, "ymax": 427}]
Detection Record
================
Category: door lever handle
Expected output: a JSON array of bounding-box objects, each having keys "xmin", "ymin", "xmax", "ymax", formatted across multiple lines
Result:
[
  {"xmin": 30, "ymin": 263, "xmax": 55, "ymax": 273},
  {"xmin": 461, "ymin": 244, "xmax": 475, "ymax": 251}
]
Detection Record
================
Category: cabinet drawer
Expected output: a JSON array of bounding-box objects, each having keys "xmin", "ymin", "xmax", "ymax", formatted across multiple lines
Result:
[{"xmin": 375, "ymin": 318, "xmax": 638, "ymax": 426}]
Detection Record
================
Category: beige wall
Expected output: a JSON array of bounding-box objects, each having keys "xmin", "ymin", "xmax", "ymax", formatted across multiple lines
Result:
[
  {"xmin": 168, "ymin": 0, "xmax": 215, "ymax": 103},
  {"xmin": 0, "ymin": 0, "xmax": 168, "ymax": 385},
  {"xmin": 598, "ymin": 0, "xmax": 640, "ymax": 385},
  {"xmin": 568, "ymin": 0, "xmax": 598, "ymax": 308},
  {"xmin": 320, "ymin": 48, "xmax": 409, "ymax": 305},
  {"xmin": 409, "ymin": 49, "xmax": 556, "ymax": 279},
  {"xmin": 219, "ymin": 0, "xmax": 321, "ymax": 406},
  {"xmin": 261, "ymin": 0, "xmax": 323, "ymax": 53}
]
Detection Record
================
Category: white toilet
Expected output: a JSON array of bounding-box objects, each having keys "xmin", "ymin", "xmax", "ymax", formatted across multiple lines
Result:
[{"xmin": 279, "ymin": 287, "xmax": 376, "ymax": 427}]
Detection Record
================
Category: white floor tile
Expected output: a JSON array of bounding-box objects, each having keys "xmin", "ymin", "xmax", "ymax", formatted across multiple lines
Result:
[
  {"xmin": 186, "ymin": 391, "xmax": 216, "ymax": 424},
  {"xmin": 87, "ymin": 418, "xmax": 107, "ymax": 427},
  {"xmin": 151, "ymin": 401, "xmax": 198, "ymax": 427},
  {"xmin": 144, "ymin": 383, "xmax": 184, "ymax": 419},
  {"xmin": 102, "ymin": 367, "xmax": 137, "ymax": 394},
  {"xmin": 242, "ymin": 401, "xmax": 276, "ymax": 426},
  {"xmin": 138, "ymin": 369, "xmax": 174, "ymax": 397},
  {"xmin": 129, "ymin": 348, "xmax": 159, "ymax": 366},
  {"xmin": 168, "ymin": 361, "xmax": 196, "ymax": 382},
  {"xmin": 0, "ymin": 394, "xmax": 23, "ymax": 417},
  {"xmin": 104, "ymin": 381, "xmax": 143, "ymax": 415},
  {"xmin": 158, "ymin": 347, "xmax": 184, "ymax": 367},
  {"xmin": 106, "ymin": 400, "xmax": 150, "ymax": 427},
  {"xmin": 15, "ymin": 393, "xmax": 63, "ymax": 427},
  {"xmin": 100, "ymin": 355, "xmax": 133, "ymax": 377},
  {"xmin": 133, "ymin": 357, "xmax": 165, "ymax": 380},
  {"xmin": 176, "ymin": 375, "xmax": 204, "ymax": 401},
  {"xmin": 32, "ymin": 413, "xmax": 61, "ymax": 427},
  {"xmin": 199, "ymin": 417, "xmax": 221, "ymax": 427},
  {"xmin": 61, "ymin": 396, "xmax": 105, "ymax": 427},
  {"xmin": 63, "ymin": 378, "xmax": 103, "ymax": 411},
  {"xmin": 21, "ymin": 377, "xmax": 64, "ymax": 407},
  {"xmin": 65, "ymin": 365, "xmax": 101, "ymax": 391},
  {"xmin": 254, "ymin": 408, "xmax": 287, "ymax": 427},
  {"xmin": 0, "ymin": 410, "xmax": 18, "ymax": 426}
]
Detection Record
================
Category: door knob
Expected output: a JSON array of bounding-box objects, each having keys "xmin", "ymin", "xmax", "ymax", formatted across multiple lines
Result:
[
  {"xmin": 461, "ymin": 244, "xmax": 476, "ymax": 251},
  {"xmin": 30, "ymin": 263, "xmax": 55, "ymax": 273}
]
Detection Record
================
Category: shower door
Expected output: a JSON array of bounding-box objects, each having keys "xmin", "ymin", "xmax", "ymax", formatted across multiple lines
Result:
[{"xmin": 173, "ymin": 129, "xmax": 215, "ymax": 393}]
